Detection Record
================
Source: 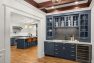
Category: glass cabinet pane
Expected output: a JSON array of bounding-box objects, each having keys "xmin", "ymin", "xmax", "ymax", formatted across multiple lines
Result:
[
  {"xmin": 80, "ymin": 32, "xmax": 85, "ymax": 37},
  {"xmin": 85, "ymin": 32, "xmax": 88, "ymax": 37},
  {"xmin": 80, "ymin": 20, "xmax": 85, "ymax": 25}
]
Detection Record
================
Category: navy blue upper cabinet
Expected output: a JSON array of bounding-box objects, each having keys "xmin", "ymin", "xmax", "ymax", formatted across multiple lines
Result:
[
  {"xmin": 46, "ymin": 16, "xmax": 54, "ymax": 40},
  {"xmin": 79, "ymin": 10, "xmax": 91, "ymax": 42},
  {"xmin": 46, "ymin": 10, "xmax": 91, "ymax": 42}
]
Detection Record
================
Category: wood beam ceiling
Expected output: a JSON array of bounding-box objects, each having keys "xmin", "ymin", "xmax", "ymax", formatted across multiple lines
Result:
[
  {"xmin": 25, "ymin": 0, "xmax": 92, "ymax": 13},
  {"xmin": 46, "ymin": 3, "xmax": 89, "ymax": 13},
  {"xmin": 25, "ymin": 0, "xmax": 39, "ymax": 7}
]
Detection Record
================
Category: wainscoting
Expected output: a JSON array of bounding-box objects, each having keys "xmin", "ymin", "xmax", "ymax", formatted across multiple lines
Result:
[{"xmin": 0, "ymin": 49, "xmax": 5, "ymax": 63}]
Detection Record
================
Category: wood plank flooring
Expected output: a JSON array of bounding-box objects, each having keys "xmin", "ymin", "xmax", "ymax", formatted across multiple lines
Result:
[{"xmin": 11, "ymin": 46, "xmax": 79, "ymax": 63}]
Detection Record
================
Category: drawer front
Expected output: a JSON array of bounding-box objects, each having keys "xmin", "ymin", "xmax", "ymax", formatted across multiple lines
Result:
[
  {"xmin": 54, "ymin": 43, "xmax": 63, "ymax": 48},
  {"xmin": 54, "ymin": 51, "xmax": 61, "ymax": 57}
]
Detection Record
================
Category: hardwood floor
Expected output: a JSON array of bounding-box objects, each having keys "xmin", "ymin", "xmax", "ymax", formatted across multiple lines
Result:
[{"xmin": 11, "ymin": 46, "xmax": 79, "ymax": 63}]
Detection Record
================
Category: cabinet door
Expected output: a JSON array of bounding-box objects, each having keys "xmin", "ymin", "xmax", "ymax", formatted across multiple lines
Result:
[
  {"xmin": 46, "ymin": 16, "xmax": 54, "ymax": 40},
  {"xmin": 79, "ymin": 10, "xmax": 91, "ymax": 42},
  {"xmin": 68, "ymin": 44, "xmax": 76, "ymax": 60},
  {"xmin": 44, "ymin": 42, "xmax": 54, "ymax": 56},
  {"xmin": 60, "ymin": 43, "xmax": 76, "ymax": 60}
]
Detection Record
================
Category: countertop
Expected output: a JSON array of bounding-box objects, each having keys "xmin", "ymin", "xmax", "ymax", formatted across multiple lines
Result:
[
  {"xmin": 45, "ymin": 40, "xmax": 92, "ymax": 45},
  {"xmin": 11, "ymin": 36, "xmax": 37, "ymax": 39},
  {"xmin": 17, "ymin": 37, "xmax": 30, "ymax": 39}
]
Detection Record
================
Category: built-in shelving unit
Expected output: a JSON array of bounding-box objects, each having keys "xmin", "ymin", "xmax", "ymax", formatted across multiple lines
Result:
[{"xmin": 46, "ymin": 10, "xmax": 91, "ymax": 42}]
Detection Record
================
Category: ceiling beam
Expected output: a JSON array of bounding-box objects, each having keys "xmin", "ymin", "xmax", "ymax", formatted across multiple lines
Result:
[
  {"xmin": 25, "ymin": 0, "xmax": 39, "ymax": 8},
  {"xmin": 38, "ymin": 0, "xmax": 85, "ymax": 9},
  {"xmin": 25, "ymin": 0, "xmax": 92, "ymax": 13},
  {"xmin": 46, "ymin": 3, "xmax": 89, "ymax": 13}
]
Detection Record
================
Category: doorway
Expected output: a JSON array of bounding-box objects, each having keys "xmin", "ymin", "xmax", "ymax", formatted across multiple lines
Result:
[{"xmin": 10, "ymin": 12, "xmax": 39, "ymax": 63}]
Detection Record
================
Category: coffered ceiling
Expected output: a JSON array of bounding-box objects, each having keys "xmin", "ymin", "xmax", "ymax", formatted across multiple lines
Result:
[{"xmin": 25, "ymin": 0, "xmax": 92, "ymax": 13}]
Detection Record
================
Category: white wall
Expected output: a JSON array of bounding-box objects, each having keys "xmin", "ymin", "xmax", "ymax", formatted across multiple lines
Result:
[
  {"xmin": 91, "ymin": 1, "xmax": 94, "ymax": 63},
  {"xmin": 0, "ymin": 0, "xmax": 46, "ymax": 63},
  {"xmin": 0, "ymin": 0, "xmax": 5, "ymax": 63},
  {"xmin": 0, "ymin": 0, "xmax": 5, "ymax": 51}
]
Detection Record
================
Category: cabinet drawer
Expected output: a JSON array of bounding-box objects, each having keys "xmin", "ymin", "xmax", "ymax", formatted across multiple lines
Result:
[
  {"xmin": 54, "ymin": 43, "xmax": 63, "ymax": 47},
  {"xmin": 54, "ymin": 52, "xmax": 61, "ymax": 57},
  {"xmin": 54, "ymin": 48, "xmax": 60, "ymax": 51}
]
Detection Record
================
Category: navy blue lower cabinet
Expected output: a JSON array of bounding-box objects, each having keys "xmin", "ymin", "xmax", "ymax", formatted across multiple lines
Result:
[
  {"xmin": 16, "ymin": 39, "xmax": 26, "ymax": 49},
  {"xmin": 44, "ymin": 42, "xmax": 76, "ymax": 60},
  {"xmin": 44, "ymin": 42, "xmax": 54, "ymax": 56},
  {"xmin": 64, "ymin": 43, "xmax": 76, "ymax": 60},
  {"xmin": 44, "ymin": 41, "xmax": 92, "ymax": 63},
  {"xmin": 11, "ymin": 38, "xmax": 16, "ymax": 46},
  {"xmin": 54, "ymin": 43, "xmax": 63, "ymax": 57},
  {"xmin": 56, "ymin": 43, "xmax": 76, "ymax": 60}
]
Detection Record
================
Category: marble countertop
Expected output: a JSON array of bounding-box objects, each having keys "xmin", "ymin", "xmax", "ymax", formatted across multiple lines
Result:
[
  {"xmin": 45, "ymin": 40, "xmax": 92, "ymax": 45},
  {"xmin": 11, "ymin": 36, "xmax": 37, "ymax": 39},
  {"xmin": 17, "ymin": 37, "xmax": 30, "ymax": 39}
]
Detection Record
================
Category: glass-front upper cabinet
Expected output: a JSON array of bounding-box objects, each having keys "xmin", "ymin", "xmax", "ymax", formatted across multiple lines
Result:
[
  {"xmin": 79, "ymin": 11, "xmax": 91, "ymax": 42},
  {"xmin": 53, "ymin": 14, "xmax": 79, "ymax": 28},
  {"xmin": 46, "ymin": 16, "xmax": 54, "ymax": 40}
]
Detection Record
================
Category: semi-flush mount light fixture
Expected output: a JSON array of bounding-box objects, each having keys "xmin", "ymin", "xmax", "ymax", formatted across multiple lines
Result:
[
  {"xmin": 51, "ymin": 6, "xmax": 55, "ymax": 9},
  {"xmin": 51, "ymin": 0, "xmax": 62, "ymax": 3},
  {"xmin": 74, "ymin": 1, "xmax": 79, "ymax": 4}
]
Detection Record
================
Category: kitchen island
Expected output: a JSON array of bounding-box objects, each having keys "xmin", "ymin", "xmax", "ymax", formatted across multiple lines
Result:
[{"xmin": 16, "ymin": 37, "xmax": 37, "ymax": 49}]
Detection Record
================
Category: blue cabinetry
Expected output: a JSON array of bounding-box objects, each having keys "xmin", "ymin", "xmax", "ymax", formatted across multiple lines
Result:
[
  {"xmin": 46, "ymin": 10, "xmax": 91, "ymax": 42},
  {"xmin": 44, "ymin": 42, "xmax": 54, "ymax": 56},
  {"xmin": 54, "ymin": 43, "xmax": 63, "ymax": 57},
  {"xmin": 62, "ymin": 43, "xmax": 76, "ymax": 60},
  {"xmin": 11, "ymin": 38, "xmax": 16, "ymax": 46},
  {"xmin": 46, "ymin": 16, "xmax": 54, "ymax": 40},
  {"xmin": 44, "ymin": 42, "xmax": 92, "ymax": 62},
  {"xmin": 44, "ymin": 42, "xmax": 76, "ymax": 60},
  {"xmin": 79, "ymin": 10, "xmax": 91, "ymax": 42},
  {"xmin": 16, "ymin": 39, "xmax": 37, "ymax": 49}
]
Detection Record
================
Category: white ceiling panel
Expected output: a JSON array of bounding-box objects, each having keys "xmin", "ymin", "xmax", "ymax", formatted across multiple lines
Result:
[{"xmin": 34, "ymin": 0, "xmax": 50, "ymax": 3}]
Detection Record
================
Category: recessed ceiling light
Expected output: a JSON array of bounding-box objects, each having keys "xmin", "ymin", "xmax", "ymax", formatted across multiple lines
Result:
[{"xmin": 75, "ymin": 1, "xmax": 79, "ymax": 4}]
